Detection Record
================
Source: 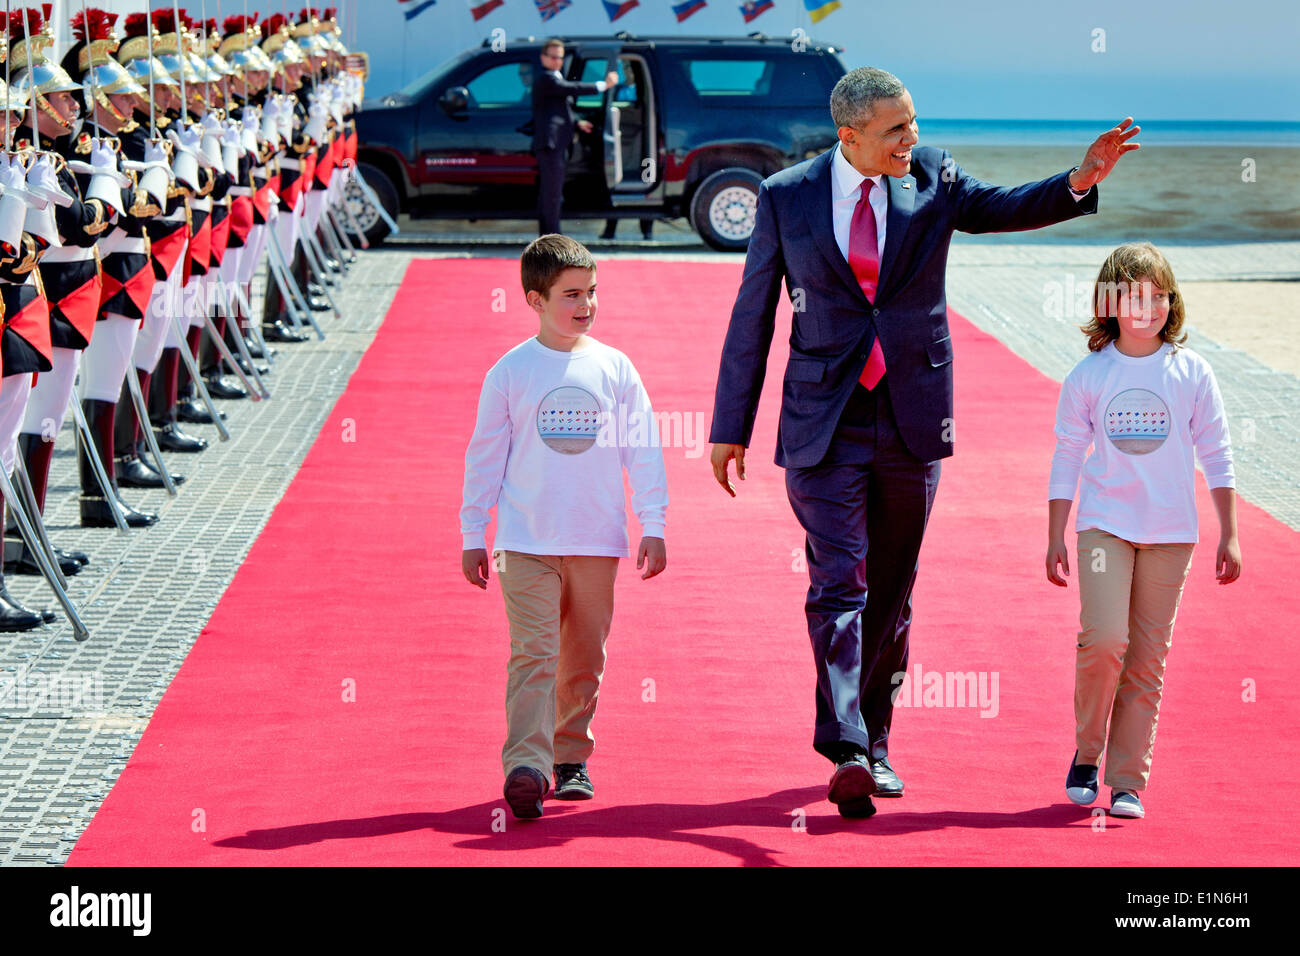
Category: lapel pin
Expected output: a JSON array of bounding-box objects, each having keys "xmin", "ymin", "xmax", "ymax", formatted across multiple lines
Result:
[{"xmin": 901, "ymin": 182, "xmax": 911, "ymax": 189}]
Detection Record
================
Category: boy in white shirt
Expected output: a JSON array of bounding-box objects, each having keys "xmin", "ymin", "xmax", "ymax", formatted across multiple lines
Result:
[{"xmin": 460, "ymin": 234, "xmax": 668, "ymax": 820}]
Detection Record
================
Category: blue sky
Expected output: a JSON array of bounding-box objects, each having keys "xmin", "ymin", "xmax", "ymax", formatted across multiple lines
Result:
[{"xmin": 359, "ymin": 0, "xmax": 1299, "ymax": 121}]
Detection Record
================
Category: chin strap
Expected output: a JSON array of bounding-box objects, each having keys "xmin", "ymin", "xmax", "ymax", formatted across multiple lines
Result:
[
  {"xmin": 36, "ymin": 94, "xmax": 74, "ymax": 132},
  {"xmin": 91, "ymin": 90, "xmax": 130, "ymax": 125}
]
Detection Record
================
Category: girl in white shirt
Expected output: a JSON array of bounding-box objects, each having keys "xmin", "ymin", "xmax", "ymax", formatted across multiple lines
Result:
[{"xmin": 1046, "ymin": 242, "xmax": 1242, "ymax": 819}]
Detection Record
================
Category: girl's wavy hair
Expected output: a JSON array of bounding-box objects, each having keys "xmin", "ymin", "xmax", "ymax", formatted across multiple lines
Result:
[{"xmin": 1082, "ymin": 242, "xmax": 1187, "ymax": 353}]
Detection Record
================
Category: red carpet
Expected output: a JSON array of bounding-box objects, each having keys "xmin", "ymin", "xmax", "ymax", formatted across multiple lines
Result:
[{"xmin": 69, "ymin": 258, "xmax": 1300, "ymax": 866}]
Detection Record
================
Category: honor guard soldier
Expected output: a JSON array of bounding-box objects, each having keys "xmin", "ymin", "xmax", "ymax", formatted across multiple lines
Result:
[
  {"xmin": 61, "ymin": 7, "xmax": 163, "ymax": 528},
  {"xmin": 7, "ymin": 7, "xmax": 150, "ymax": 579},
  {"xmin": 0, "ymin": 65, "xmax": 58, "ymax": 627}
]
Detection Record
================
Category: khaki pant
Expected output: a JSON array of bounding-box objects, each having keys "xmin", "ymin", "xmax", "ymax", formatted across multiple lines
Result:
[
  {"xmin": 496, "ymin": 550, "xmax": 619, "ymax": 778},
  {"xmin": 1075, "ymin": 529, "xmax": 1194, "ymax": 792}
]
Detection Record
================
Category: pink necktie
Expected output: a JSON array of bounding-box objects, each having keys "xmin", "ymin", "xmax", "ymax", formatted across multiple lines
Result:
[{"xmin": 848, "ymin": 180, "xmax": 886, "ymax": 390}]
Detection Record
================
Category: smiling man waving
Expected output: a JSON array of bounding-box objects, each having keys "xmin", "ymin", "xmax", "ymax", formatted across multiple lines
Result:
[{"xmin": 708, "ymin": 66, "xmax": 1138, "ymax": 818}]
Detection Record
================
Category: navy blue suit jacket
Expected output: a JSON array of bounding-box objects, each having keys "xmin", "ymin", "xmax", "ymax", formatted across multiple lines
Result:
[
  {"xmin": 709, "ymin": 145, "xmax": 1098, "ymax": 466},
  {"xmin": 531, "ymin": 70, "xmax": 602, "ymax": 153}
]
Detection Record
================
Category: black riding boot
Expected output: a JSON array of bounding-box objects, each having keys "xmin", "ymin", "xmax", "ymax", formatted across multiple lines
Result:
[{"xmin": 79, "ymin": 399, "xmax": 158, "ymax": 528}]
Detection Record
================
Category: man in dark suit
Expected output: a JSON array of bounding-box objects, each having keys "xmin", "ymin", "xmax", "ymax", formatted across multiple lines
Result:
[
  {"xmin": 709, "ymin": 67, "xmax": 1138, "ymax": 818},
  {"xmin": 531, "ymin": 39, "xmax": 618, "ymax": 236}
]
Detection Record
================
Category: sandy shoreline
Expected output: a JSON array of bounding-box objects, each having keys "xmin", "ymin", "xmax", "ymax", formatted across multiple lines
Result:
[{"xmin": 950, "ymin": 145, "xmax": 1300, "ymax": 242}]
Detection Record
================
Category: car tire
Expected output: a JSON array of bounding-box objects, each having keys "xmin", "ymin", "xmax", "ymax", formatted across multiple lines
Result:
[
  {"xmin": 344, "ymin": 161, "xmax": 400, "ymax": 247},
  {"xmin": 690, "ymin": 167, "xmax": 763, "ymax": 251}
]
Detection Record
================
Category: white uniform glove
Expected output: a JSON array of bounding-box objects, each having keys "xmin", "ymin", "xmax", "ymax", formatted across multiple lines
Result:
[
  {"xmin": 220, "ymin": 124, "xmax": 243, "ymax": 174},
  {"xmin": 303, "ymin": 101, "xmax": 327, "ymax": 145},
  {"xmin": 260, "ymin": 99, "xmax": 282, "ymax": 149},
  {"xmin": 26, "ymin": 156, "xmax": 75, "ymax": 207}
]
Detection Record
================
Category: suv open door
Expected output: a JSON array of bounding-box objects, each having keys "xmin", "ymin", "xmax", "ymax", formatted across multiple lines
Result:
[{"xmin": 570, "ymin": 45, "xmax": 660, "ymax": 207}]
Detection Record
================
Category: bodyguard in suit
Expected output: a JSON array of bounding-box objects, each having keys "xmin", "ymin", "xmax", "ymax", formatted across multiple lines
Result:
[
  {"xmin": 709, "ymin": 67, "xmax": 1138, "ymax": 818},
  {"xmin": 531, "ymin": 39, "xmax": 616, "ymax": 236}
]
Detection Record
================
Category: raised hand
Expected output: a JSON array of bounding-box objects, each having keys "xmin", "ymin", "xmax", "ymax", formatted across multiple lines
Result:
[{"xmin": 1069, "ymin": 118, "xmax": 1140, "ymax": 192}]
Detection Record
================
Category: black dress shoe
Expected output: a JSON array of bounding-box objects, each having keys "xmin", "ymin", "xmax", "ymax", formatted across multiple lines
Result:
[
  {"xmin": 4, "ymin": 539, "xmax": 82, "ymax": 576},
  {"xmin": 116, "ymin": 455, "xmax": 185, "ymax": 488},
  {"xmin": 262, "ymin": 321, "xmax": 310, "ymax": 343},
  {"xmin": 55, "ymin": 546, "xmax": 89, "ymax": 567},
  {"xmin": 837, "ymin": 795, "xmax": 877, "ymax": 819},
  {"xmin": 307, "ymin": 295, "xmax": 331, "ymax": 312},
  {"xmin": 244, "ymin": 338, "xmax": 275, "ymax": 360},
  {"xmin": 176, "ymin": 399, "xmax": 226, "ymax": 423},
  {"xmin": 235, "ymin": 356, "xmax": 270, "ymax": 377},
  {"xmin": 80, "ymin": 495, "xmax": 158, "ymax": 529},
  {"xmin": 869, "ymin": 756, "xmax": 904, "ymax": 797},
  {"xmin": 202, "ymin": 375, "xmax": 248, "ymax": 400},
  {"xmin": 828, "ymin": 752, "xmax": 877, "ymax": 807},
  {"xmin": 154, "ymin": 423, "xmax": 209, "ymax": 453},
  {"xmin": 0, "ymin": 587, "xmax": 43, "ymax": 631}
]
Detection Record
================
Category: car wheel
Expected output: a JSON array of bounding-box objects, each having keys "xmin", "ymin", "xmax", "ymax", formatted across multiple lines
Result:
[
  {"xmin": 344, "ymin": 162, "xmax": 400, "ymax": 246},
  {"xmin": 690, "ymin": 167, "xmax": 763, "ymax": 251}
]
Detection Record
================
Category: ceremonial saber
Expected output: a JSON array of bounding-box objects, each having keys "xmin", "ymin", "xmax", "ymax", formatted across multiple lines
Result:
[
  {"xmin": 167, "ymin": 304, "xmax": 231, "ymax": 440},
  {"xmin": 4, "ymin": 0, "xmax": 11, "ymax": 154},
  {"xmin": 266, "ymin": 223, "xmax": 323, "ymax": 338},
  {"xmin": 172, "ymin": 0, "xmax": 187, "ymax": 122},
  {"xmin": 146, "ymin": 0, "xmax": 157, "ymax": 139},
  {"xmin": 199, "ymin": 0, "xmax": 210, "ymax": 114},
  {"xmin": 200, "ymin": 306, "xmax": 262, "ymax": 399},
  {"xmin": 0, "ymin": 466, "xmax": 89, "ymax": 640},
  {"xmin": 80, "ymin": 0, "xmax": 101, "ymax": 136},
  {"xmin": 68, "ymin": 396, "xmax": 129, "ymax": 532},
  {"xmin": 124, "ymin": 367, "xmax": 178, "ymax": 496},
  {"xmin": 220, "ymin": 302, "xmax": 271, "ymax": 397},
  {"xmin": 22, "ymin": 7, "xmax": 40, "ymax": 150},
  {"xmin": 349, "ymin": 164, "xmax": 399, "ymax": 234},
  {"xmin": 12, "ymin": 456, "xmax": 66, "ymax": 589}
]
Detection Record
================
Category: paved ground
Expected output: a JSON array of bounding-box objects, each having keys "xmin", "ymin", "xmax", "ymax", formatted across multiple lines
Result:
[{"xmin": 0, "ymin": 232, "xmax": 1294, "ymax": 865}]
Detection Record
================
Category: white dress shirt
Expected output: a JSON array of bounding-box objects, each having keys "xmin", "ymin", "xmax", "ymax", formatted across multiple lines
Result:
[{"xmin": 831, "ymin": 143, "xmax": 887, "ymax": 263}]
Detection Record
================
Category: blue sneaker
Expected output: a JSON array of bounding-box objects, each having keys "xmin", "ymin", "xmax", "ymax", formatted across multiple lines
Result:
[
  {"xmin": 1066, "ymin": 751, "xmax": 1099, "ymax": 805},
  {"xmin": 1110, "ymin": 790, "xmax": 1145, "ymax": 818},
  {"xmin": 553, "ymin": 763, "xmax": 594, "ymax": 801}
]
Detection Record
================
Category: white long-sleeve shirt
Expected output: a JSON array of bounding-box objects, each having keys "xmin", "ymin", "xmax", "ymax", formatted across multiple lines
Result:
[
  {"xmin": 1049, "ymin": 342, "xmax": 1234, "ymax": 544},
  {"xmin": 461, "ymin": 336, "xmax": 668, "ymax": 557}
]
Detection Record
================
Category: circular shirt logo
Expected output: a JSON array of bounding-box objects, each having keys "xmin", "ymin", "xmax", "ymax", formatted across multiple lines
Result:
[
  {"xmin": 1104, "ymin": 388, "xmax": 1170, "ymax": 455},
  {"xmin": 537, "ymin": 386, "xmax": 602, "ymax": 455}
]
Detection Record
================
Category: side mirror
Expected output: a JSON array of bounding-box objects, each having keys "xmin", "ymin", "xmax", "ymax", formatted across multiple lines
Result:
[{"xmin": 440, "ymin": 86, "xmax": 469, "ymax": 114}]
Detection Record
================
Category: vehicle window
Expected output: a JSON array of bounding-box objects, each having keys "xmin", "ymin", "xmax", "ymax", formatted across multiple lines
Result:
[
  {"xmin": 574, "ymin": 57, "xmax": 640, "ymax": 108},
  {"xmin": 464, "ymin": 61, "xmax": 534, "ymax": 109},
  {"xmin": 398, "ymin": 49, "xmax": 475, "ymax": 99},
  {"xmin": 687, "ymin": 59, "xmax": 770, "ymax": 96},
  {"xmin": 674, "ymin": 54, "xmax": 828, "ymax": 105}
]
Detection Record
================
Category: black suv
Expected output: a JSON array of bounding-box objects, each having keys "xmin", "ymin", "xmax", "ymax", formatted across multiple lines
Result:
[{"xmin": 348, "ymin": 33, "xmax": 846, "ymax": 249}]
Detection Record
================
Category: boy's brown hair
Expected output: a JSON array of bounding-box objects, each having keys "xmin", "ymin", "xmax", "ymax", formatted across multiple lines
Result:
[
  {"xmin": 521, "ymin": 234, "xmax": 598, "ymax": 299},
  {"xmin": 1083, "ymin": 242, "xmax": 1188, "ymax": 353}
]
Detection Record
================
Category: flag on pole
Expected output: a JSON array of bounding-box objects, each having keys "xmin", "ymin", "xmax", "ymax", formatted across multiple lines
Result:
[
  {"xmin": 469, "ymin": 0, "xmax": 505, "ymax": 20},
  {"xmin": 739, "ymin": 1, "xmax": 774, "ymax": 24},
  {"xmin": 803, "ymin": 0, "xmax": 840, "ymax": 21},
  {"xmin": 399, "ymin": 0, "xmax": 437, "ymax": 21},
  {"xmin": 534, "ymin": 0, "xmax": 572, "ymax": 21},
  {"xmin": 672, "ymin": 0, "xmax": 707, "ymax": 21},
  {"xmin": 602, "ymin": 0, "xmax": 639, "ymax": 21}
]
